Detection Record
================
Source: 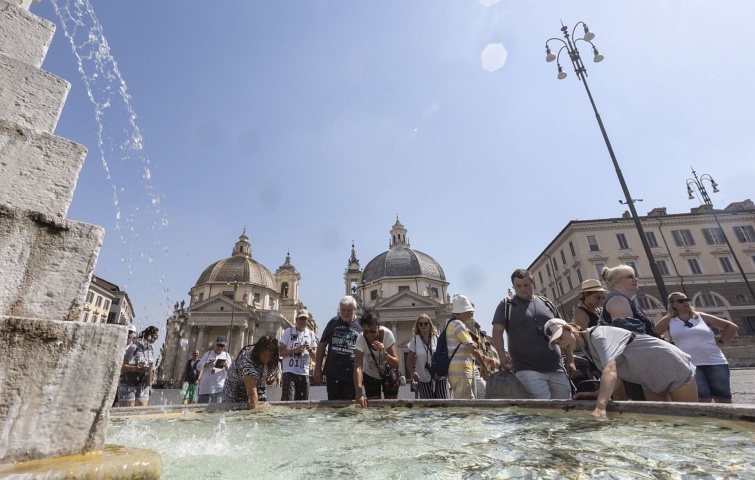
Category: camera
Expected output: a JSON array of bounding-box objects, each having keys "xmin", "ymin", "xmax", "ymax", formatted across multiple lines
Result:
[
  {"xmin": 424, "ymin": 362, "xmax": 431, "ymax": 371},
  {"xmin": 536, "ymin": 325, "xmax": 545, "ymax": 336}
]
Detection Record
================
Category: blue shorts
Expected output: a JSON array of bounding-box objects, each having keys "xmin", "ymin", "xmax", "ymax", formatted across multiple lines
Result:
[{"xmin": 694, "ymin": 364, "xmax": 731, "ymax": 400}]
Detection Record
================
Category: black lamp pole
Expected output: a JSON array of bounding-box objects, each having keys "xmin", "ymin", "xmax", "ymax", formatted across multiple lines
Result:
[
  {"xmin": 687, "ymin": 169, "xmax": 755, "ymax": 302},
  {"xmin": 545, "ymin": 22, "xmax": 669, "ymax": 306}
]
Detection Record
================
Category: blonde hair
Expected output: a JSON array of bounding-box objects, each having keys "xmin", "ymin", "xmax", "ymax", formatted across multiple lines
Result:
[
  {"xmin": 412, "ymin": 314, "xmax": 438, "ymax": 336},
  {"xmin": 667, "ymin": 291, "xmax": 699, "ymax": 318},
  {"xmin": 601, "ymin": 265, "xmax": 635, "ymax": 290}
]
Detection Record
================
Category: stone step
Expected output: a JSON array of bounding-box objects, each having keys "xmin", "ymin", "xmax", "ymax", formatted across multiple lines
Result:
[
  {"xmin": 0, "ymin": 204, "xmax": 104, "ymax": 321},
  {"xmin": 0, "ymin": 119, "xmax": 87, "ymax": 218},
  {"xmin": 0, "ymin": 0, "xmax": 55, "ymax": 68},
  {"xmin": 0, "ymin": 52, "xmax": 69, "ymax": 133}
]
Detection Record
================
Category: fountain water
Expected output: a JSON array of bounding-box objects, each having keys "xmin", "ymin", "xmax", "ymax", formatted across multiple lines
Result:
[{"xmin": 0, "ymin": 0, "xmax": 161, "ymax": 476}]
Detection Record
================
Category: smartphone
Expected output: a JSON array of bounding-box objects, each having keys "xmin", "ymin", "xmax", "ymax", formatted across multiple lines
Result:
[{"xmin": 214, "ymin": 359, "xmax": 226, "ymax": 368}]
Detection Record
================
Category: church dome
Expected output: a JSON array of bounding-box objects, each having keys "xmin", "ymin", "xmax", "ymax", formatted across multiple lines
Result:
[
  {"xmin": 195, "ymin": 230, "xmax": 276, "ymax": 289},
  {"xmin": 361, "ymin": 219, "xmax": 446, "ymax": 283}
]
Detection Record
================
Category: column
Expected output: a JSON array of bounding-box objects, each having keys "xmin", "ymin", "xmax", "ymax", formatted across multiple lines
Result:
[{"xmin": 196, "ymin": 326, "xmax": 206, "ymax": 354}]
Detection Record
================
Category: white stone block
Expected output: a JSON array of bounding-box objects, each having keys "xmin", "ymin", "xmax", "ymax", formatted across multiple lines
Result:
[
  {"xmin": 0, "ymin": 316, "xmax": 124, "ymax": 463},
  {"xmin": 0, "ymin": 53, "xmax": 69, "ymax": 133},
  {"xmin": 0, "ymin": 204, "xmax": 104, "ymax": 321},
  {"xmin": 0, "ymin": 120, "xmax": 87, "ymax": 218},
  {"xmin": 0, "ymin": 0, "xmax": 55, "ymax": 68}
]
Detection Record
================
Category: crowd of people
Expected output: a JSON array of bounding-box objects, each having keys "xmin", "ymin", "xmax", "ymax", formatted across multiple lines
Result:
[{"xmin": 115, "ymin": 265, "xmax": 738, "ymax": 417}]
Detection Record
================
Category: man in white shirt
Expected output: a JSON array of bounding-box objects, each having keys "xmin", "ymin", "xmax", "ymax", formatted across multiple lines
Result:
[
  {"xmin": 197, "ymin": 336, "xmax": 233, "ymax": 404},
  {"xmin": 279, "ymin": 309, "xmax": 318, "ymax": 400}
]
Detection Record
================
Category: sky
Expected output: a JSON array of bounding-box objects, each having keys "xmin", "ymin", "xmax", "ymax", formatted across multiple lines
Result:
[{"xmin": 30, "ymin": 0, "xmax": 755, "ymax": 352}]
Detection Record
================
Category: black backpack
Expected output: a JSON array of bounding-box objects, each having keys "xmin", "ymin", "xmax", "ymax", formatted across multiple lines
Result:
[{"xmin": 428, "ymin": 319, "xmax": 462, "ymax": 380}]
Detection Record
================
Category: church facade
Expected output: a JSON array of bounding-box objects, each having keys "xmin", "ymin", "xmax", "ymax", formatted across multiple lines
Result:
[
  {"xmin": 347, "ymin": 219, "xmax": 453, "ymax": 377},
  {"xmin": 157, "ymin": 230, "xmax": 315, "ymax": 386}
]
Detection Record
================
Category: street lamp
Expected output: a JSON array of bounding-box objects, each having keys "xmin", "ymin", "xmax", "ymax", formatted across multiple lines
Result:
[
  {"xmin": 544, "ymin": 21, "xmax": 669, "ymax": 306},
  {"xmin": 686, "ymin": 168, "xmax": 755, "ymax": 302},
  {"xmin": 228, "ymin": 280, "xmax": 240, "ymax": 349}
]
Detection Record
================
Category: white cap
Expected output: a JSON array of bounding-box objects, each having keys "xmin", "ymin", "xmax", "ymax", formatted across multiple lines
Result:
[{"xmin": 451, "ymin": 294, "xmax": 474, "ymax": 314}]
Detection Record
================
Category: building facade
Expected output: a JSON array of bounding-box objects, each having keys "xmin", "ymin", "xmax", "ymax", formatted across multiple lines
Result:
[
  {"xmin": 349, "ymin": 219, "xmax": 453, "ymax": 376},
  {"xmin": 157, "ymin": 230, "xmax": 317, "ymax": 386},
  {"xmin": 528, "ymin": 200, "xmax": 755, "ymax": 366},
  {"xmin": 80, "ymin": 275, "xmax": 134, "ymax": 327}
]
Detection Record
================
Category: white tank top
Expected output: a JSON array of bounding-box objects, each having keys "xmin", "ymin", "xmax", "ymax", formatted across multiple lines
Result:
[{"xmin": 668, "ymin": 314, "xmax": 727, "ymax": 366}]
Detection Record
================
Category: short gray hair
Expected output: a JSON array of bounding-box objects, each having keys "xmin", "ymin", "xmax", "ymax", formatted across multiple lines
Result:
[{"xmin": 339, "ymin": 295, "xmax": 357, "ymax": 309}]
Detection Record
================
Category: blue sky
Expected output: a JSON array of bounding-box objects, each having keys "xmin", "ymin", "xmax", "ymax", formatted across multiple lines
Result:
[{"xmin": 31, "ymin": 0, "xmax": 755, "ymax": 346}]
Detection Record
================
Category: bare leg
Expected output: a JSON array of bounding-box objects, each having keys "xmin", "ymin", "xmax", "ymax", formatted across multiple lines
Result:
[
  {"xmin": 612, "ymin": 379, "xmax": 629, "ymax": 400},
  {"xmin": 669, "ymin": 381, "xmax": 698, "ymax": 403}
]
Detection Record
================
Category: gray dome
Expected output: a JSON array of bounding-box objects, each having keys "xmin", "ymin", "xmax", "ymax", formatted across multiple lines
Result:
[
  {"xmin": 362, "ymin": 246, "xmax": 446, "ymax": 283},
  {"xmin": 195, "ymin": 255, "xmax": 276, "ymax": 289},
  {"xmin": 195, "ymin": 231, "xmax": 276, "ymax": 289}
]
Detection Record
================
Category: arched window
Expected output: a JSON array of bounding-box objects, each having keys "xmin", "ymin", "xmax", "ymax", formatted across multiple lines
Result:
[
  {"xmin": 695, "ymin": 293, "xmax": 724, "ymax": 308},
  {"xmin": 636, "ymin": 295, "xmax": 662, "ymax": 311},
  {"xmin": 281, "ymin": 282, "xmax": 289, "ymax": 298},
  {"xmin": 736, "ymin": 294, "xmax": 748, "ymax": 304}
]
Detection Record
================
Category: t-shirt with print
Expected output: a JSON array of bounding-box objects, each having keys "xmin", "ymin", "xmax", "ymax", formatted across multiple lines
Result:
[
  {"xmin": 223, "ymin": 346, "xmax": 275, "ymax": 403},
  {"xmin": 408, "ymin": 334, "xmax": 437, "ymax": 383},
  {"xmin": 280, "ymin": 327, "xmax": 318, "ymax": 376},
  {"xmin": 197, "ymin": 349, "xmax": 233, "ymax": 395},
  {"xmin": 321, "ymin": 315, "xmax": 362, "ymax": 381},
  {"xmin": 121, "ymin": 340, "xmax": 155, "ymax": 385},
  {"xmin": 445, "ymin": 319, "xmax": 474, "ymax": 379},
  {"xmin": 355, "ymin": 326, "xmax": 396, "ymax": 380}
]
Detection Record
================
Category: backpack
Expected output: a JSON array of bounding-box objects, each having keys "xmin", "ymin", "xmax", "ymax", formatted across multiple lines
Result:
[
  {"xmin": 428, "ymin": 319, "xmax": 462, "ymax": 380},
  {"xmin": 498, "ymin": 295, "xmax": 560, "ymax": 329}
]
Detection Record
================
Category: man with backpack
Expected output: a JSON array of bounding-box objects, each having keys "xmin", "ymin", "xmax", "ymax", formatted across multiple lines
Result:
[
  {"xmin": 442, "ymin": 295, "xmax": 493, "ymax": 399},
  {"xmin": 491, "ymin": 269, "xmax": 574, "ymax": 399}
]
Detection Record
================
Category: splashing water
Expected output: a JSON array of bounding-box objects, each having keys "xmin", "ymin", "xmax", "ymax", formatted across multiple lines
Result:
[{"xmin": 48, "ymin": 0, "xmax": 174, "ymax": 322}]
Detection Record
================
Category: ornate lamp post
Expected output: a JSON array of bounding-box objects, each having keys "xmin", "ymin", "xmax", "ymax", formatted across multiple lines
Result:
[
  {"xmin": 686, "ymin": 169, "xmax": 755, "ymax": 302},
  {"xmin": 227, "ymin": 279, "xmax": 240, "ymax": 349},
  {"xmin": 544, "ymin": 21, "xmax": 669, "ymax": 305}
]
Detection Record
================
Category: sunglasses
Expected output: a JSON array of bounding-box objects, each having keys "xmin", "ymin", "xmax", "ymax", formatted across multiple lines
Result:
[
  {"xmin": 682, "ymin": 320, "xmax": 694, "ymax": 328},
  {"xmin": 673, "ymin": 298, "xmax": 691, "ymax": 304},
  {"xmin": 418, "ymin": 322, "xmax": 430, "ymax": 326}
]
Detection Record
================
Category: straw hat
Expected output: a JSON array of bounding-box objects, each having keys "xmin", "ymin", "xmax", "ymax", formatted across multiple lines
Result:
[{"xmin": 579, "ymin": 279, "xmax": 606, "ymax": 294}]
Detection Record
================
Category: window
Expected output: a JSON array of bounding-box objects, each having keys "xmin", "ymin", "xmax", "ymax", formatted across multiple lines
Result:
[
  {"xmin": 645, "ymin": 231, "xmax": 659, "ymax": 248},
  {"xmin": 103, "ymin": 300, "xmax": 110, "ymax": 311},
  {"xmin": 551, "ymin": 288, "xmax": 557, "ymax": 300},
  {"xmin": 82, "ymin": 312, "xmax": 89, "ymax": 323},
  {"xmin": 569, "ymin": 241, "xmax": 576, "ymax": 257},
  {"xmin": 625, "ymin": 261, "xmax": 638, "ymax": 276},
  {"xmin": 699, "ymin": 293, "xmax": 722, "ymax": 307},
  {"xmin": 687, "ymin": 258, "xmax": 703, "ymax": 275},
  {"xmin": 734, "ymin": 225, "xmax": 755, "ymax": 243},
  {"xmin": 736, "ymin": 294, "xmax": 747, "ymax": 304},
  {"xmin": 560, "ymin": 250, "xmax": 566, "ymax": 265},
  {"xmin": 92, "ymin": 314, "xmax": 98, "ymax": 323},
  {"xmin": 552, "ymin": 257, "xmax": 559, "ymax": 273},
  {"xmin": 594, "ymin": 262, "xmax": 605, "ymax": 278},
  {"xmin": 87, "ymin": 292, "xmax": 94, "ymax": 304},
  {"xmin": 566, "ymin": 276, "xmax": 573, "ymax": 290},
  {"xmin": 656, "ymin": 260, "xmax": 671, "ymax": 276},
  {"xmin": 112, "ymin": 298, "xmax": 120, "ymax": 305},
  {"xmin": 557, "ymin": 282, "xmax": 564, "ymax": 296},
  {"xmin": 616, "ymin": 233, "xmax": 629, "ymax": 250},
  {"xmin": 430, "ymin": 287, "xmax": 439, "ymax": 298},
  {"xmin": 222, "ymin": 290, "xmax": 234, "ymax": 300},
  {"xmin": 546, "ymin": 264, "xmax": 551, "ymax": 278},
  {"xmin": 718, "ymin": 256, "xmax": 735, "ymax": 273},
  {"xmin": 95, "ymin": 295, "xmax": 103, "ymax": 307},
  {"xmin": 253, "ymin": 293, "xmax": 261, "ymax": 303},
  {"xmin": 538, "ymin": 271, "xmax": 543, "ymax": 285},
  {"xmin": 370, "ymin": 289, "xmax": 378, "ymax": 300},
  {"xmin": 576, "ymin": 268, "xmax": 583, "ymax": 283},
  {"xmin": 744, "ymin": 316, "xmax": 755, "ymax": 334},
  {"xmin": 398, "ymin": 285, "xmax": 410, "ymax": 292},
  {"xmin": 107, "ymin": 312, "xmax": 117, "ymax": 323},
  {"xmin": 702, "ymin": 227, "xmax": 726, "ymax": 245},
  {"xmin": 197, "ymin": 292, "xmax": 204, "ymax": 302},
  {"xmin": 636, "ymin": 296, "xmax": 652, "ymax": 310},
  {"xmin": 587, "ymin": 235, "xmax": 600, "ymax": 252},
  {"xmin": 672, "ymin": 229, "xmax": 695, "ymax": 247}
]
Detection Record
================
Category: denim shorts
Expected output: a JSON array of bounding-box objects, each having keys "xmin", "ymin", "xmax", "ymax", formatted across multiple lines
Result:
[{"xmin": 694, "ymin": 364, "xmax": 731, "ymax": 400}]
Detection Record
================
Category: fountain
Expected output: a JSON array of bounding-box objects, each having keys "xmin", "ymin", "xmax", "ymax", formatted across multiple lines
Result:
[{"xmin": 0, "ymin": 0, "xmax": 160, "ymax": 476}]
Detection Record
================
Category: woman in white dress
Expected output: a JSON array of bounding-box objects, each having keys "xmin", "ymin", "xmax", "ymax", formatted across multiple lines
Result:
[{"xmin": 406, "ymin": 314, "xmax": 449, "ymax": 399}]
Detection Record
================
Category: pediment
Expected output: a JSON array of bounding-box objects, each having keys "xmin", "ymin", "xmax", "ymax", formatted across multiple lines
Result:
[
  {"xmin": 188, "ymin": 294, "xmax": 244, "ymax": 314},
  {"xmin": 379, "ymin": 291, "xmax": 439, "ymax": 309}
]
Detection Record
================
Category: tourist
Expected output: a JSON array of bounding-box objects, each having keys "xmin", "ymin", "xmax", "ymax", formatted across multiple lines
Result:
[
  {"xmin": 197, "ymin": 336, "xmax": 233, "ymax": 404},
  {"xmin": 314, "ymin": 296, "xmax": 362, "ymax": 400},
  {"xmin": 116, "ymin": 326, "xmax": 159, "ymax": 407},
  {"xmin": 544, "ymin": 319, "xmax": 697, "ymax": 418},
  {"xmin": 181, "ymin": 350, "xmax": 201, "ymax": 405},
  {"xmin": 354, "ymin": 313, "xmax": 400, "ymax": 407},
  {"xmin": 279, "ymin": 309, "xmax": 318, "ymax": 401},
  {"xmin": 573, "ymin": 279, "xmax": 606, "ymax": 329},
  {"xmin": 406, "ymin": 314, "xmax": 449, "ymax": 399},
  {"xmin": 445, "ymin": 295, "xmax": 494, "ymax": 399},
  {"xmin": 491, "ymin": 269, "xmax": 573, "ymax": 399},
  {"xmin": 656, "ymin": 292, "xmax": 739, "ymax": 403},
  {"xmin": 223, "ymin": 336, "xmax": 280, "ymax": 410}
]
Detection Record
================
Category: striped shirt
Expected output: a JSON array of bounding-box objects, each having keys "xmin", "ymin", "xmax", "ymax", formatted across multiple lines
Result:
[{"xmin": 445, "ymin": 319, "xmax": 474, "ymax": 379}]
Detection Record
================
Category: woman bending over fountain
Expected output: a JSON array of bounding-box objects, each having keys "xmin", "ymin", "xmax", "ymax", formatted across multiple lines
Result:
[
  {"xmin": 223, "ymin": 336, "xmax": 280, "ymax": 410},
  {"xmin": 117, "ymin": 326, "xmax": 159, "ymax": 407},
  {"xmin": 544, "ymin": 319, "xmax": 698, "ymax": 418},
  {"xmin": 656, "ymin": 292, "xmax": 738, "ymax": 403},
  {"xmin": 354, "ymin": 313, "xmax": 400, "ymax": 408}
]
